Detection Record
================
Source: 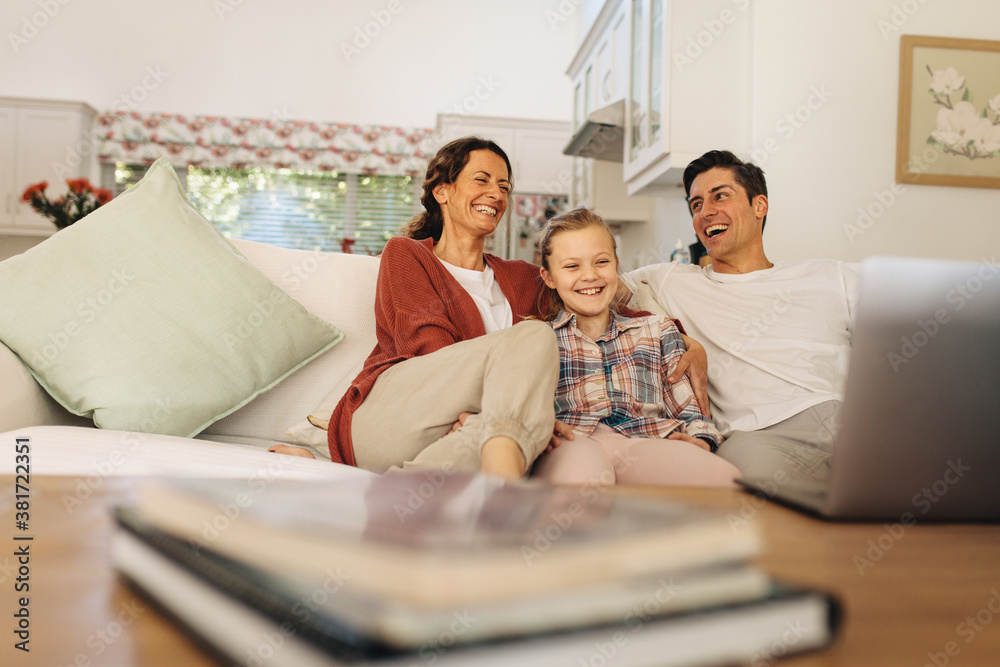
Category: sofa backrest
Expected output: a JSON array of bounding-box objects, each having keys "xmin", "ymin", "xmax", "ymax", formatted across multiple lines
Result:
[{"xmin": 201, "ymin": 239, "xmax": 380, "ymax": 450}]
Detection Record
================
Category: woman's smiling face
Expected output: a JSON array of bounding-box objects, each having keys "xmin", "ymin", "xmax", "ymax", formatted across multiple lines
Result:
[{"xmin": 434, "ymin": 149, "xmax": 511, "ymax": 240}]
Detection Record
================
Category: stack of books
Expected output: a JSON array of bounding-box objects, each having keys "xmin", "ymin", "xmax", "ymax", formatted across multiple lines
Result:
[{"xmin": 112, "ymin": 472, "xmax": 841, "ymax": 666}]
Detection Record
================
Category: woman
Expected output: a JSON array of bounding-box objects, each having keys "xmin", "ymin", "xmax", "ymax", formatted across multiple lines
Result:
[{"xmin": 272, "ymin": 137, "xmax": 708, "ymax": 479}]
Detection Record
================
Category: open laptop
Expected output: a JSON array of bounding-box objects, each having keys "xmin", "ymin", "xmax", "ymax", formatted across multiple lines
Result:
[{"xmin": 739, "ymin": 255, "xmax": 1000, "ymax": 521}]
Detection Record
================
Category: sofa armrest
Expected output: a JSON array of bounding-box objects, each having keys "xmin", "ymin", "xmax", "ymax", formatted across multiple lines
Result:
[{"xmin": 0, "ymin": 343, "xmax": 91, "ymax": 432}]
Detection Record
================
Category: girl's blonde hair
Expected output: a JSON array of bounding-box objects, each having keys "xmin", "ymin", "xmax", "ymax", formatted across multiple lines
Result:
[{"xmin": 536, "ymin": 207, "xmax": 631, "ymax": 321}]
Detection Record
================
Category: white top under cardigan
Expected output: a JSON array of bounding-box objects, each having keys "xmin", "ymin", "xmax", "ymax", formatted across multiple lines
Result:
[{"xmin": 438, "ymin": 259, "xmax": 513, "ymax": 334}]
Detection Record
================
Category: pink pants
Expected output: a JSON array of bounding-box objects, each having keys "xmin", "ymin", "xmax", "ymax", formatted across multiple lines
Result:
[{"xmin": 531, "ymin": 423, "xmax": 740, "ymax": 487}]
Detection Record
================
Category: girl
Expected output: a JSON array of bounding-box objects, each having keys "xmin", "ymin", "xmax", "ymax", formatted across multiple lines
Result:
[{"xmin": 531, "ymin": 207, "xmax": 740, "ymax": 487}]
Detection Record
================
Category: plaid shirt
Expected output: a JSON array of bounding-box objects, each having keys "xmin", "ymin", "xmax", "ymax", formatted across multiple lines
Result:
[{"xmin": 550, "ymin": 310, "xmax": 723, "ymax": 451}]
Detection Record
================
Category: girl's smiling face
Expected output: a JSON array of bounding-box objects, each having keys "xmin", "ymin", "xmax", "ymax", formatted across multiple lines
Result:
[{"xmin": 541, "ymin": 224, "xmax": 619, "ymax": 339}]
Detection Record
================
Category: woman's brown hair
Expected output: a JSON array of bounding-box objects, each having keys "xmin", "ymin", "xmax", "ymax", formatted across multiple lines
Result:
[
  {"xmin": 399, "ymin": 136, "xmax": 514, "ymax": 243},
  {"xmin": 536, "ymin": 207, "xmax": 630, "ymax": 321}
]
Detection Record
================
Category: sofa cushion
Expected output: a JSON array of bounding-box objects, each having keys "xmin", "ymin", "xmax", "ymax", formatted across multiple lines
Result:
[
  {"xmin": 2, "ymin": 426, "xmax": 375, "ymax": 480},
  {"xmin": 203, "ymin": 240, "xmax": 380, "ymax": 455},
  {"xmin": 0, "ymin": 157, "xmax": 344, "ymax": 438}
]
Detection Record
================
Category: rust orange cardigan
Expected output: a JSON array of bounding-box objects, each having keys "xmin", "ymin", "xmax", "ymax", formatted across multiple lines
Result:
[{"xmin": 327, "ymin": 236, "xmax": 545, "ymax": 465}]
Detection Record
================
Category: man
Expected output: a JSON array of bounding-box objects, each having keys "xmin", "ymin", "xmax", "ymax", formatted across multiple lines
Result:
[{"xmin": 627, "ymin": 150, "xmax": 861, "ymax": 486}]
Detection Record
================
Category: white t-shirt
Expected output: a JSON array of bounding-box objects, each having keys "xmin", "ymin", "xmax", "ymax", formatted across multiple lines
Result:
[
  {"xmin": 439, "ymin": 260, "xmax": 513, "ymax": 334},
  {"xmin": 627, "ymin": 260, "xmax": 862, "ymax": 435}
]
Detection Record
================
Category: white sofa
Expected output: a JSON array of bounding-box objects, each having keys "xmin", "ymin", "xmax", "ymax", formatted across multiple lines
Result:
[{"xmin": 0, "ymin": 238, "xmax": 380, "ymax": 482}]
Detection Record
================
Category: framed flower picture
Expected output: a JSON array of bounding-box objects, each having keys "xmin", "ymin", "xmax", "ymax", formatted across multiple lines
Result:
[{"xmin": 896, "ymin": 34, "xmax": 1000, "ymax": 189}]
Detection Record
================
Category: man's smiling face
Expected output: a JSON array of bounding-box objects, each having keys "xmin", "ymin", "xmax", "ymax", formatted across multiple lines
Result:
[{"xmin": 687, "ymin": 167, "xmax": 768, "ymax": 268}]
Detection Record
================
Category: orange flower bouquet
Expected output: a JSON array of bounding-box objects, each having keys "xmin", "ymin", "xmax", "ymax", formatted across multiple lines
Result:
[{"xmin": 20, "ymin": 178, "xmax": 114, "ymax": 229}]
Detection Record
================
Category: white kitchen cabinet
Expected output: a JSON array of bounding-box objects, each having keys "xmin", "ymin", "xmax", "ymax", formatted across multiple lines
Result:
[
  {"xmin": 572, "ymin": 157, "xmax": 654, "ymax": 223},
  {"xmin": 623, "ymin": 0, "xmax": 751, "ymax": 195},
  {"xmin": 568, "ymin": 0, "xmax": 631, "ymax": 152},
  {"xmin": 0, "ymin": 97, "xmax": 97, "ymax": 236},
  {"xmin": 566, "ymin": 0, "xmax": 655, "ymax": 222}
]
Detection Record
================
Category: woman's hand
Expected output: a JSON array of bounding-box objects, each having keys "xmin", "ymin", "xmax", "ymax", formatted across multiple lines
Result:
[
  {"xmin": 268, "ymin": 444, "xmax": 317, "ymax": 459},
  {"xmin": 667, "ymin": 432, "xmax": 712, "ymax": 452},
  {"xmin": 673, "ymin": 333, "xmax": 711, "ymax": 417},
  {"xmin": 545, "ymin": 420, "xmax": 576, "ymax": 453}
]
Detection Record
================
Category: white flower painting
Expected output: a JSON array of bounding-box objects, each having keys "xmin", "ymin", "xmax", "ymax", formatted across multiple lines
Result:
[{"xmin": 926, "ymin": 65, "xmax": 1000, "ymax": 160}]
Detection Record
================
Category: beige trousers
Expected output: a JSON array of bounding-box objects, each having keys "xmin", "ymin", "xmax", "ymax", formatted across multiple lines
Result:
[{"xmin": 351, "ymin": 320, "xmax": 559, "ymax": 474}]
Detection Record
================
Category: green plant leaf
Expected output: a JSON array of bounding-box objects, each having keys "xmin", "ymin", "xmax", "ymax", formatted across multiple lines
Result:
[{"xmin": 962, "ymin": 88, "xmax": 973, "ymax": 103}]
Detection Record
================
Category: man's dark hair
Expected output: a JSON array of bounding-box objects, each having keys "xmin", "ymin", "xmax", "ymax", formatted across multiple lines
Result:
[{"xmin": 683, "ymin": 150, "xmax": 768, "ymax": 230}]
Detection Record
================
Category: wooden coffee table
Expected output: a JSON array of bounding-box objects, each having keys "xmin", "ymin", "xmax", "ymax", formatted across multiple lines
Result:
[{"xmin": 3, "ymin": 476, "xmax": 999, "ymax": 666}]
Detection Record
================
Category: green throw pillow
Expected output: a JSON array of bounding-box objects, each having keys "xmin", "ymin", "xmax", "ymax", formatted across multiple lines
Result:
[{"xmin": 0, "ymin": 157, "xmax": 344, "ymax": 437}]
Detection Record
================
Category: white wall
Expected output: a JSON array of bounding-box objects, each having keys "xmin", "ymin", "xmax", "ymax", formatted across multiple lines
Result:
[
  {"xmin": 3, "ymin": 0, "xmax": 998, "ymax": 264},
  {"xmin": 0, "ymin": 0, "xmax": 580, "ymax": 128},
  {"xmin": 636, "ymin": 0, "xmax": 1000, "ymax": 266}
]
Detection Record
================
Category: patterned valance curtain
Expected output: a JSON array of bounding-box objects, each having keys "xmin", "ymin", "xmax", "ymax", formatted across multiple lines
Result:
[{"xmin": 96, "ymin": 111, "xmax": 437, "ymax": 177}]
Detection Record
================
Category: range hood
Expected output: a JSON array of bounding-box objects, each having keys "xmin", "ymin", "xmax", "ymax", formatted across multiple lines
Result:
[{"xmin": 562, "ymin": 100, "xmax": 625, "ymax": 162}]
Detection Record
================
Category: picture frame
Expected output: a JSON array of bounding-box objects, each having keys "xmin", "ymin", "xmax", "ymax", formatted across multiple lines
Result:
[{"xmin": 896, "ymin": 34, "xmax": 1000, "ymax": 189}]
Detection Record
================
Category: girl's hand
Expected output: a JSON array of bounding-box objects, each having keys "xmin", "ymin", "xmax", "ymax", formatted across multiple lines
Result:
[
  {"xmin": 546, "ymin": 420, "xmax": 576, "ymax": 452},
  {"xmin": 673, "ymin": 334, "xmax": 711, "ymax": 417},
  {"xmin": 667, "ymin": 432, "xmax": 712, "ymax": 452}
]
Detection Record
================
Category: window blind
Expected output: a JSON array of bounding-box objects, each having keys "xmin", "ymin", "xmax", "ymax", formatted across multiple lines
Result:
[{"xmin": 103, "ymin": 162, "xmax": 420, "ymax": 255}]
